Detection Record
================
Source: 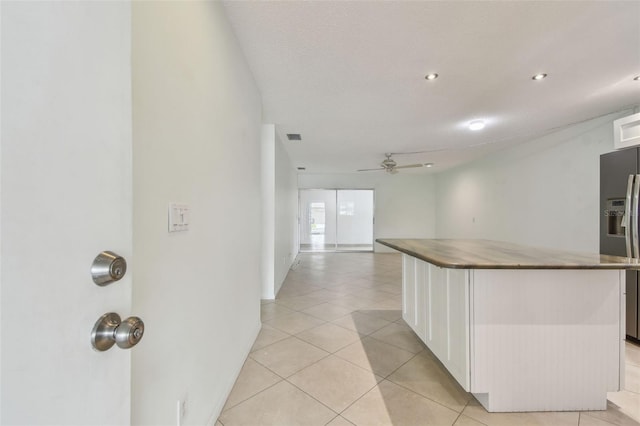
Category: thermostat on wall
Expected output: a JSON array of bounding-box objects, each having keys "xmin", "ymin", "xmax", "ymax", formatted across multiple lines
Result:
[{"xmin": 168, "ymin": 203, "xmax": 190, "ymax": 232}]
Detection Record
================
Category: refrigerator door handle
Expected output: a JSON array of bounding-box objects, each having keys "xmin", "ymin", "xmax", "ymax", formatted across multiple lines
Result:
[
  {"xmin": 625, "ymin": 174, "xmax": 634, "ymax": 257},
  {"xmin": 633, "ymin": 174, "xmax": 640, "ymax": 259}
]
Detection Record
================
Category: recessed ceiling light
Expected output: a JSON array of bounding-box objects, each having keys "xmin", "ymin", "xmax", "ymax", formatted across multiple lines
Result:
[
  {"xmin": 425, "ymin": 73, "xmax": 439, "ymax": 81},
  {"xmin": 532, "ymin": 73, "xmax": 548, "ymax": 81},
  {"xmin": 634, "ymin": 75, "xmax": 640, "ymax": 81},
  {"xmin": 424, "ymin": 163, "xmax": 434, "ymax": 168},
  {"xmin": 468, "ymin": 120, "xmax": 486, "ymax": 131}
]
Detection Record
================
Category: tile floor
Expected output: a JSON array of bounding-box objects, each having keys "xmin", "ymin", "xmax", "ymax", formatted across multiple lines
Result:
[{"xmin": 218, "ymin": 252, "xmax": 640, "ymax": 426}]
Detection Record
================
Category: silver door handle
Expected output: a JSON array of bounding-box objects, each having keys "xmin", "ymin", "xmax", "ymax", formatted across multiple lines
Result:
[
  {"xmin": 91, "ymin": 312, "xmax": 144, "ymax": 351},
  {"xmin": 626, "ymin": 175, "xmax": 634, "ymax": 258},
  {"xmin": 633, "ymin": 174, "xmax": 640, "ymax": 259}
]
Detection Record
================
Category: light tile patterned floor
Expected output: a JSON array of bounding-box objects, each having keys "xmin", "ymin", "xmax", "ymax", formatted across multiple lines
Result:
[{"xmin": 218, "ymin": 252, "xmax": 640, "ymax": 426}]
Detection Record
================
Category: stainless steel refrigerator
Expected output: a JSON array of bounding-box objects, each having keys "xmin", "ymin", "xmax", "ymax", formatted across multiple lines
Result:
[{"xmin": 600, "ymin": 147, "xmax": 640, "ymax": 341}]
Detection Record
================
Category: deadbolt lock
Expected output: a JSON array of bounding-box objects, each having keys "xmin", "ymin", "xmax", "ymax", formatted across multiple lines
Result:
[
  {"xmin": 91, "ymin": 251, "xmax": 127, "ymax": 286},
  {"xmin": 91, "ymin": 313, "xmax": 145, "ymax": 351}
]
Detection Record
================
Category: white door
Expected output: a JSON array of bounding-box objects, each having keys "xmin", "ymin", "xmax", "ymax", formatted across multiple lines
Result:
[{"xmin": 2, "ymin": 2, "xmax": 134, "ymax": 424}]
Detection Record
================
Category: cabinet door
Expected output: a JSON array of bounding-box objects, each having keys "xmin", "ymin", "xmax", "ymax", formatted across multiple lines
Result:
[
  {"xmin": 427, "ymin": 264, "xmax": 448, "ymax": 360},
  {"xmin": 414, "ymin": 259, "xmax": 428, "ymax": 341},
  {"xmin": 424, "ymin": 265, "xmax": 470, "ymax": 390},
  {"xmin": 447, "ymin": 269, "xmax": 470, "ymax": 390},
  {"xmin": 402, "ymin": 254, "xmax": 417, "ymax": 327},
  {"xmin": 614, "ymin": 112, "xmax": 640, "ymax": 150}
]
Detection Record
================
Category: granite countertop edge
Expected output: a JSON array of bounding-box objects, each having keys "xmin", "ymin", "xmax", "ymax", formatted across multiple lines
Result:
[{"xmin": 376, "ymin": 238, "xmax": 640, "ymax": 270}]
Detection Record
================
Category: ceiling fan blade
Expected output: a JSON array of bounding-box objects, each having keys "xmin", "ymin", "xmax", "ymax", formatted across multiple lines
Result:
[
  {"xmin": 357, "ymin": 167, "xmax": 385, "ymax": 172},
  {"xmin": 394, "ymin": 163, "xmax": 423, "ymax": 169}
]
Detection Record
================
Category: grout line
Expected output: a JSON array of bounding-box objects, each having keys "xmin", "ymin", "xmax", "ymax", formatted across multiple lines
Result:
[
  {"xmin": 283, "ymin": 375, "xmax": 342, "ymax": 417},
  {"xmin": 579, "ymin": 412, "xmax": 620, "ymax": 426},
  {"xmin": 248, "ymin": 333, "xmax": 291, "ymax": 354},
  {"xmin": 365, "ymin": 332, "xmax": 426, "ymax": 355},
  {"xmin": 380, "ymin": 349, "xmax": 421, "ymax": 380},
  {"xmin": 381, "ymin": 352, "xmax": 473, "ymax": 417},
  {"xmin": 334, "ymin": 378, "xmax": 389, "ymax": 419},
  {"xmin": 218, "ymin": 378, "xmax": 285, "ymax": 413}
]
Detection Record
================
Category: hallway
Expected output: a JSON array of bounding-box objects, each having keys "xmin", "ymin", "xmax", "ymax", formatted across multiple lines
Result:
[{"xmin": 218, "ymin": 253, "xmax": 640, "ymax": 426}]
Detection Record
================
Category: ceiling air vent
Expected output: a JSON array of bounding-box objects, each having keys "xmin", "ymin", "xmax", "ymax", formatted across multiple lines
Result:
[
  {"xmin": 287, "ymin": 134, "xmax": 302, "ymax": 141},
  {"xmin": 297, "ymin": 167, "xmax": 306, "ymax": 171}
]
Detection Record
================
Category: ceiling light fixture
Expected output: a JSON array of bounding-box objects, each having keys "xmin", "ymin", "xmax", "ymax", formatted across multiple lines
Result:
[
  {"xmin": 634, "ymin": 76, "xmax": 640, "ymax": 81},
  {"xmin": 468, "ymin": 120, "xmax": 486, "ymax": 131},
  {"xmin": 532, "ymin": 73, "xmax": 548, "ymax": 81},
  {"xmin": 424, "ymin": 163, "xmax": 434, "ymax": 168},
  {"xmin": 425, "ymin": 73, "xmax": 439, "ymax": 81}
]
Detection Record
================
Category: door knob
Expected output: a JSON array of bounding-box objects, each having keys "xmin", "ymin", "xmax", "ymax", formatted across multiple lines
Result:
[
  {"xmin": 91, "ymin": 312, "xmax": 144, "ymax": 351},
  {"xmin": 91, "ymin": 251, "xmax": 127, "ymax": 286}
]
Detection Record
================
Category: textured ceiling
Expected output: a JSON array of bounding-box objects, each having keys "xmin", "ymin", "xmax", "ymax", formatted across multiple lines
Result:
[{"xmin": 223, "ymin": 1, "xmax": 640, "ymax": 173}]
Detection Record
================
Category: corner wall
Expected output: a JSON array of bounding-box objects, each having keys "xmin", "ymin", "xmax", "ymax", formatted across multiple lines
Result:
[
  {"xmin": 261, "ymin": 126, "xmax": 298, "ymax": 299},
  {"xmin": 274, "ymin": 134, "xmax": 299, "ymax": 296},
  {"xmin": 131, "ymin": 3, "xmax": 262, "ymax": 424},
  {"xmin": 435, "ymin": 110, "xmax": 634, "ymax": 252},
  {"xmin": 298, "ymin": 173, "xmax": 437, "ymax": 252}
]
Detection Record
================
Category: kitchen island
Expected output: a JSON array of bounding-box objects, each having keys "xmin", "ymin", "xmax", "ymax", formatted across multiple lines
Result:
[{"xmin": 376, "ymin": 238, "xmax": 640, "ymax": 413}]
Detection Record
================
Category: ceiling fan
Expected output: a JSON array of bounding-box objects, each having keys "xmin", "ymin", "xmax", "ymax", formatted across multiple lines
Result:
[{"xmin": 357, "ymin": 153, "xmax": 423, "ymax": 174}]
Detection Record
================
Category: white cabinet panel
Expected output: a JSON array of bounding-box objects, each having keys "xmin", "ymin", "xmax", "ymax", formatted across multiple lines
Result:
[
  {"xmin": 401, "ymin": 258, "xmax": 470, "ymax": 391},
  {"xmin": 427, "ymin": 264, "xmax": 448, "ymax": 360},
  {"xmin": 402, "ymin": 254, "xmax": 416, "ymax": 327},
  {"xmin": 414, "ymin": 259, "xmax": 428, "ymax": 341},
  {"xmin": 447, "ymin": 268, "xmax": 470, "ymax": 390},
  {"xmin": 614, "ymin": 112, "xmax": 640, "ymax": 149}
]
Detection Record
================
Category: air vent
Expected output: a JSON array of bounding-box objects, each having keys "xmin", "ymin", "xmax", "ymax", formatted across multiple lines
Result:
[
  {"xmin": 297, "ymin": 167, "xmax": 306, "ymax": 171},
  {"xmin": 287, "ymin": 134, "xmax": 302, "ymax": 141}
]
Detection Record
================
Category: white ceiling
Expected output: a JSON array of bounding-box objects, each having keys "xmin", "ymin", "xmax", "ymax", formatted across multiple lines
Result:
[{"xmin": 223, "ymin": 1, "xmax": 640, "ymax": 174}]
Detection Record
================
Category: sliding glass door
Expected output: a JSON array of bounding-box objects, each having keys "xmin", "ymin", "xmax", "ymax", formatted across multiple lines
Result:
[
  {"xmin": 336, "ymin": 190, "xmax": 374, "ymax": 251},
  {"xmin": 299, "ymin": 189, "xmax": 374, "ymax": 252},
  {"xmin": 300, "ymin": 189, "xmax": 337, "ymax": 252}
]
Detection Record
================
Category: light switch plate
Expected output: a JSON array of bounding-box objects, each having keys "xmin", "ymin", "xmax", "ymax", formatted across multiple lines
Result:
[{"xmin": 168, "ymin": 203, "xmax": 190, "ymax": 232}]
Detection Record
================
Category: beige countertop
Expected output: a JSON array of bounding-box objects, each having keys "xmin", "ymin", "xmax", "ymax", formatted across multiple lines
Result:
[{"xmin": 375, "ymin": 238, "xmax": 640, "ymax": 270}]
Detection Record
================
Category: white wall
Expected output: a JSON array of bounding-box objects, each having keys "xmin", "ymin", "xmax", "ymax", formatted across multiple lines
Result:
[
  {"xmin": 261, "ymin": 127, "xmax": 298, "ymax": 299},
  {"xmin": 131, "ymin": 3, "xmax": 262, "ymax": 425},
  {"xmin": 261, "ymin": 125, "xmax": 276, "ymax": 299},
  {"xmin": 1, "ymin": 2, "xmax": 133, "ymax": 424},
  {"xmin": 435, "ymin": 110, "xmax": 635, "ymax": 252},
  {"xmin": 298, "ymin": 173, "xmax": 437, "ymax": 252},
  {"xmin": 274, "ymin": 134, "xmax": 298, "ymax": 296}
]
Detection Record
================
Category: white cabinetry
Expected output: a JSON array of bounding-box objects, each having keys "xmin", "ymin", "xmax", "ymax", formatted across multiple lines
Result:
[
  {"xmin": 614, "ymin": 112, "xmax": 640, "ymax": 149},
  {"xmin": 401, "ymin": 254, "xmax": 624, "ymax": 412},
  {"xmin": 402, "ymin": 254, "xmax": 470, "ymax": 391}
]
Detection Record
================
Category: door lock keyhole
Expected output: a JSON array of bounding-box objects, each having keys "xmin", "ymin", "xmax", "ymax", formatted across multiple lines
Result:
[
  {"xmin": 91, "ymin": 313, "xmax": 145, "ymax": 351},
  {"xmin": 91, "ymin": 251, "xmax": 127, "ymax": 286}
]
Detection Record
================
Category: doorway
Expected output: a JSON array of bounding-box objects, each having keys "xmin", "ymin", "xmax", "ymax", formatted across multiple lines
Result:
[{"xmin": 299, "ymin": 189, "xmax": 374, "ymax": 252}]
